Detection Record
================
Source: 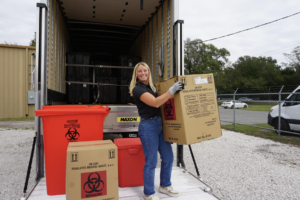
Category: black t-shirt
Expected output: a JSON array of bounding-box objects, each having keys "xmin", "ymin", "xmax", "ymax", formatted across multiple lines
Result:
[{"xmin": 132, "ymin": 82, "xmax": 161, "ymax": 119}]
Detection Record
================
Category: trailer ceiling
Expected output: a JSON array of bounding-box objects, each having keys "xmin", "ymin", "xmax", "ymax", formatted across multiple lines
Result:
[{"xmin": 60, "ymin": 0, "xmax": 162, "ymax": 55}]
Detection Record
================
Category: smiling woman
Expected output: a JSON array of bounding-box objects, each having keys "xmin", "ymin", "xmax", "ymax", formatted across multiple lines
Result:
[{"xmin": 129, "ymin": 62, "xmax": 183, "ymax": 199}]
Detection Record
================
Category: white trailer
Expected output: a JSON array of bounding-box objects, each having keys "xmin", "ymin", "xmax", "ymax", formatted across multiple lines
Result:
[{"xmin": 23, "ymin": 0, "xmax": 220, "ymax": 199}]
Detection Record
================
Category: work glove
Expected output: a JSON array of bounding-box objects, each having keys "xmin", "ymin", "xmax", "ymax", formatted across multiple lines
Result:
[{"xmin": 169, "ymin": 81, "xmax": 184, "ymax": 95}]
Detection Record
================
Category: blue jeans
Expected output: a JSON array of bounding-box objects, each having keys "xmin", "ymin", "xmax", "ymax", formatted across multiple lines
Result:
[{"xmin": 138, "ymin": 116, "xmax": 174, "ymax": 196}]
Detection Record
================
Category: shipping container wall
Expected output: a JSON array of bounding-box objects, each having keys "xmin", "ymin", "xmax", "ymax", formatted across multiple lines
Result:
[
  {"xmin": 47, "ymin": 0, "xmax": 71, "ymax": 94},
  {"xmin": 0, "ymin": 45, "xmax": 36, "ymax": 118},
  {"xmin": 129, "ymin": 0, "xmax": 173, "ymax": 83}
]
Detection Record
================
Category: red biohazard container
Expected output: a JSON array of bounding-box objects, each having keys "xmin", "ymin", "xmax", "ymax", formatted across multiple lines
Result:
[
  {"xmin": 35, "ymin": 105, "xmax": 110, "ymax": 195},
  {"xmin": 114, "ymin": 138, "xmax": 145, "ymax": 187}
]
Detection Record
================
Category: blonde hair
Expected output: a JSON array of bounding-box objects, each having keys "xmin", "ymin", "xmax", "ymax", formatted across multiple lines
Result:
[{"xmin": 129, "ymin": 62, "xmax": 156, "ymax": 96}]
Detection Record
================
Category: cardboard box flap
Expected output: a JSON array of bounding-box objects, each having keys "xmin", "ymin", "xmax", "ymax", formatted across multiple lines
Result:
[
  {"xmin": 67, "ymin": 140, "xmax": 115, "ymax": 151},
  {"xmin": 68, "ymin": 140, "xmax": 112, "ymax": 147}
]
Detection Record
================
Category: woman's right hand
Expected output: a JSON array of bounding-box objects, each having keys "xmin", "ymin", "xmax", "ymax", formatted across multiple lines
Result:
[{"xmin": 169, "ymin": 81, "xmax": 184, "ymax": 95}]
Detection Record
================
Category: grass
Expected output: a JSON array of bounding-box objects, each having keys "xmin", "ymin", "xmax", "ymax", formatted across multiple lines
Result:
[
  {"xmin": 0, "ymin": 117, "xmax": 34, "ymax": 121},
  {"xmin": 240, "ymin": 104, "xmax": 277, "ymax": 112},
  {"xmin": 222, "ymin": 123, "xmax": 300, "ymax": 146}
]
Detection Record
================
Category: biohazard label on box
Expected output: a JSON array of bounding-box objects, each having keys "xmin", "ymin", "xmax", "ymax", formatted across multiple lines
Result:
[
  {"xmin": 81, "ymin": 171, "xmax": 107, "ymax": 198},
  {"xmin": 163, "ymin": 98, "xmax": 176, "ymax": 120},
  {"xmin": 66, "ymin": 140, "xmax": 118, "ymax": 200},
  {"xmin": 156, "ymin": 74, "xmax": 222, "ymax": 145}
]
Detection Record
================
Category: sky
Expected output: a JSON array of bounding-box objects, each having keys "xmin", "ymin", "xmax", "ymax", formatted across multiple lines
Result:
[
  {"xmin": 179, "ymin": 0, "xmax": 300, "ymax": 65},
  {"xmin": 1, "ymin": 0, "xmax": 299, "ymax": 65}
]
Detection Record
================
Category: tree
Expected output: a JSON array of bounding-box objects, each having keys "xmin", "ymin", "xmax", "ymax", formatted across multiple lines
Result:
[
  {"xmin": 283, "ymin": 46, "xmax": 300, "ymax": 69},
  {"xmin": 227, "ymin": 56, "xmax": 283, "ymax": 89},
  {"xmin": 281, "ymin": 46, "xmax": 300, "ymax": 86},
  {"xmin": 280, "ymin": 67, "xmax": 297, "ymax": 86},
  {"xmin": 29, "ymin": 32, "xmax": 36, "ymax": 47},
  {"xmin": 184, "ymin": 38, "xmax": 230, "ymax": 75}
]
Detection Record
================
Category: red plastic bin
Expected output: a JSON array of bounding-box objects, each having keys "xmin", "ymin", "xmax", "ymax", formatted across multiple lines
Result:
[
  {"xmin": 35, "ymin": 105, "xmax": 110, "ymax": 195},
  {"xmin": 114, "ymin": 138, "xmax": 145, "ymax": 187}
]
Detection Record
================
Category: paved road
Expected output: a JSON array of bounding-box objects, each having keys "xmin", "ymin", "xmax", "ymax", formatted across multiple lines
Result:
[
  {"xmin": 218, "ymin": 107, "xmax": 269, "ymax": 125},
  {"xmin": 0, "ymin": 108, "xmax": 269, "ymax": 128}
]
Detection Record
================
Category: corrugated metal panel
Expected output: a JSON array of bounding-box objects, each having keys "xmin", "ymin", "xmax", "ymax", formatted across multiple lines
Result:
[
  {"xmin": 47, "ymin": 0, "xmax": 70, "ymax": 95},
  {"xmin": 28, "ymin": 105, "xmax": 35, "ymax": 118},
  {"xmin": 0, "ymin": 45, "xmax": 36, "ymax": 118},
  {"xmin": 157, "ymin": 6, "xmax": 162, "ymax": 83},
  {"xmin": 163, "ymin": 0, "xmax": 169, "ymax": 80},
  {"xmin": 128, "ymin": 0, "xmax": 173, "ymax": 83},
  {"xmin": 153, "ymin": 14, "xmax": 157, "ymax": 84}
]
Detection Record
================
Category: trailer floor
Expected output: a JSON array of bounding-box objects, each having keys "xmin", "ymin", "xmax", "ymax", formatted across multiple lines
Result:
[{"xmin": 25, "ymin": 167, "xmax": 218, "ymax": 200}]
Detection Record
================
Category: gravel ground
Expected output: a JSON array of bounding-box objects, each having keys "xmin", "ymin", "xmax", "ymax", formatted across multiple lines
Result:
[
  {"xmin": 0, "ymin": 126, "xmax": 36, "ymax": 200},
  {"xmin": 1, "ymin": 121, "xmax": 300, "ymax": 200}
]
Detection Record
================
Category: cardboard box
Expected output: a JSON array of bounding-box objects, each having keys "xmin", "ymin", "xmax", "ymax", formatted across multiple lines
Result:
[
  {"xmin": 66, "ymin": 140, "xmax": 118, "ymax": 200},
  {"xmin": 156, "ymin": 74, "xmax": 222, "ymax": 145}
]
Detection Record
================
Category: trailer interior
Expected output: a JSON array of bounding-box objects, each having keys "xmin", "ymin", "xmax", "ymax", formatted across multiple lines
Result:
[
  {"xmin": 43, "ymin": 0, "xmax": 182, "ymax": 105},
  {"xmin": 23, "ymin": 0, "xmax": 221, "ymax": 199}
]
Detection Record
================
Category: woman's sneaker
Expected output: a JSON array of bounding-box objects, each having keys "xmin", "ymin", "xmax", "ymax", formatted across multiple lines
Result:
[
  {"xmin": 144, "ymin": 193, "xmax": 160, "ymax": 200},
  {"xmin": 158, "ymin": 186, "xmax": 179, "ymax": 197}
]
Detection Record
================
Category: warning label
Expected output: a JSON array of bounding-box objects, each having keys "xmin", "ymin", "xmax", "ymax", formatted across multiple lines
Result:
[
  {"xmin": 186, "ymin": 105, "xmax": 200, "ymax": 115},
  {"xmin": 184, "ymin": 95, "xmax": 199, "ymax": 105},
  {"xmin": 165, "ymin": 122, "xmax": 182, "ymax": 131},
  {"xmin": 163, "ymin": 98, "xmax": 176, "ymax": 120},
  {"xmin": 199, "ymin": 93, "xmax": 214, "ymax": 103},
  {"xmin": 64, "ymin": 120, "xmax": 80, "ymax": 128},
  {"xmin": 81, "ymin": 171, "xmax": 107, "ymax": 198},
  {"xmin": 184, "ymin": 93, "xmax": 216, "ymax": 117},
  {"xmin": 64, "ymin": 120, "xmax": 81, "ymax": 141}
]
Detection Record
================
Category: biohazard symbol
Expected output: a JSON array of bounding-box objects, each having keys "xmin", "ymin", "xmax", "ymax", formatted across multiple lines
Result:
[
  {"xmin": 83, "ymin": 172, "xmax": 105, "ymax": 194},
  {"xmin": 65, "ymin": 127, "xmax": 80, "ymax": 141},
  {"xmin": 164, "ymin": 100, "xmax": 174, "ymax": 117}
]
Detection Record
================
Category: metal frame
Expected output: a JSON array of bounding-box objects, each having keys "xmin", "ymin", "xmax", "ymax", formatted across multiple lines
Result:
[
  {"xmin": 67, "ymin": 20, "xmax": 141, "ymax": 29},
  {"xmin": 35, "ymin": 2, "xmax": 48, "ymax": 181},
  {"xmin": 172, "ymin": 19, "xmax": 186, "ymax": 169},
  {"xmin": 66, "ymin": 64, "xmax": 134, "ymax": 87},
  {"xmin": 173, "ymin": 20, "xmax": 184, "ymax": 77},
  {"xmin": 172, "ymin": 18, "xmax": 201, "ymax": 179},
  {"xmin": 233, "ymin": 88, "xmax": 238, "ymax": 131},
  {"xmin": 65, "ymin": 64, "xmax": 135, "ymax": 68}
]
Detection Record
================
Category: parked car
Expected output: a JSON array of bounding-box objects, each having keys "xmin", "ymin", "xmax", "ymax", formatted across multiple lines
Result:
[
  {"xmin": 221, "ymin": 100, "xmax": 248, "ymax": 109},
  {"xmin": 238, "ymin": 97, "xmax": 253, "ymax": 102},
  {"xmin": 268, "ymin": 85, "xmax": 300, "ymax": 133}
]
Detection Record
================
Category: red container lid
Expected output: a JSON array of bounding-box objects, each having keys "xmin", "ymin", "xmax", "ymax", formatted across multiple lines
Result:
[
  {"xmin": 114, "ymin": 138, "xmax": 142, "ymax": 150},
  {"xmin": 35, "ymin": 105, "xmax": 111, "ymax": 117}
]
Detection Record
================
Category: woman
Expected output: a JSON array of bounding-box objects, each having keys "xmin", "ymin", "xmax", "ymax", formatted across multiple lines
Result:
[{"xmin": 129, "ymin": 62, "xmax": 183, "ymax": 200}]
